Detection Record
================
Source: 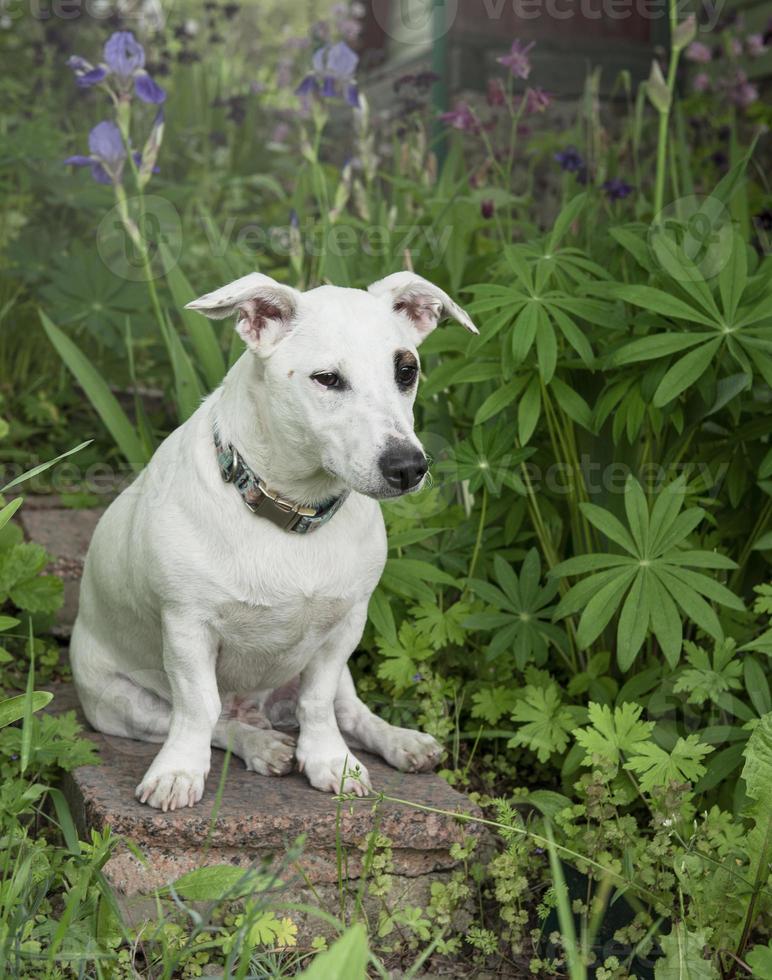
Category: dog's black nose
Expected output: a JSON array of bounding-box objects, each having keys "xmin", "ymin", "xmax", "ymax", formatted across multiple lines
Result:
[{"xmin": 378, "ymin": 444, "xmax": 428, "ymax": 492}]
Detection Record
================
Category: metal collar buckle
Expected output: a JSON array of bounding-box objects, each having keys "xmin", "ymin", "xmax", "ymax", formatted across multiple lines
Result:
[
  {"xmin": 221, "ymin": 446, "xmax": 240, "ymax": 483},
  {"xmin": 248, "ymin": 480, "xmax": 317, "ymax": 531}
]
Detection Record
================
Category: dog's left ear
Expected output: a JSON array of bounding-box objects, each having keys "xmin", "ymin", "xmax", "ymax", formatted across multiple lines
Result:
[
  {"xmin": 185, "ymin": 273, "xmax": 302, "ymax": 355},
  {"xmin": 367, "ymin": 272, "xmax": 478, "ymax": 344}
]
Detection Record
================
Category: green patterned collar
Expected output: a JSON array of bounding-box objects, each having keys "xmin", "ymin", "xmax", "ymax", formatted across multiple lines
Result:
[{"xmin": 213, "ymin": 427, "xmax": 349, "ymax": 534}]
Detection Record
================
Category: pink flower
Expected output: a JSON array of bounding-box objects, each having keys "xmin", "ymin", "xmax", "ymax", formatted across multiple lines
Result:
[
  {"xmin": 729, "ymin": 37, "xmax": 743, "ymax": 57},
  {"xmin": 496, "ymin": 39, "xmax": 535, "ymax": 80},
  {"xmin": 693, "ymin": 72, "xmax": 711, "ymax": 92},
  {"xmin": 439, "ymin": 101, "xmax": 478, "ymax": 132},
  {"xmin": 685, "ymin": 41, "xmax": 711, "ymax": 63},
  {"xmin": 524, "ymin": 86, "xmax": 551, "ymax": 113},
  {"xmin": 728, "ymin": 70, "xmax": 759, "ymax": 107},
  {"xmin": 746, "ymin": 33, "xmax": 767, "ymax": 57}
]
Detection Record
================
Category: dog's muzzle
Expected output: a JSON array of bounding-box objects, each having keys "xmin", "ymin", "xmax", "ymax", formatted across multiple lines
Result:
[{"xmin": 378, "ymin": 442, "xmax": 428, "ymax": 493}]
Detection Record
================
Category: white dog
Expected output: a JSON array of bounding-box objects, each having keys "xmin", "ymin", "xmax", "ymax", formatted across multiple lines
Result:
[{"xmin": 70, "ymin": 271, "xmax": 478, "ymax": 811}]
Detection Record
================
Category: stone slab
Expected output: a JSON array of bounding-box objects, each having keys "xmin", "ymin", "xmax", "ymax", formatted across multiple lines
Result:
[
  {"xmin": 49, "ymin": 684, "xmax": 484, "ymax": 939},
  {"xmin": 18, "ymin": 502, "xmax": 104, "ymax": 634}
]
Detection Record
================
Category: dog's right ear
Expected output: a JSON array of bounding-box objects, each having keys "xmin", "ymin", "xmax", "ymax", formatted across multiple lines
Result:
[{"xmin": 185, "ymin": 273, "xmax": 301, "ymax": 354}]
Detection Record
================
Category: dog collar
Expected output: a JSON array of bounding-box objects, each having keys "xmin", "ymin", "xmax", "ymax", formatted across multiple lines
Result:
[{"xmin": 213, "ymin": 427, "xmax": 348, "ymax": 534}]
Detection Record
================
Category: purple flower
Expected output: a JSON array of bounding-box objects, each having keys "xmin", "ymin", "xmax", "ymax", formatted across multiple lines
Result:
[
  {"xmin": 496, "ymin": 39, "xmax": 535, "ymax": 80},
  {"xmin": 68, "ymin": 30, "xmax": 166, "ymax": 104},
  {"xmin": 524, "ymin": 86, "xmax": 551, "ymax": 113},
  {"xmin": 693, "ymin": 72, "xmax": 711, "ymax": 92},
  {"xmin": 64, "ymin": 120, "xmax": 126, "ymax": 185},
  {"xmin": 746, "ymin": 33, "xmax": 767, "ymax": 57},
  {"xmin": 602, "ymin": 177, "xmax": 634, "ymax": 201},
  {"xmin": 296, "ymin": 41, "xmax": 360, "ymax": 107},
  {"xmin": 555, "ymin": 146, "xmax": 585, "ymax": 173},
  {"xmin": 481, "ymin": 199, "xmax": 495, "ymax": 219},
  {"xmin": 685, "ymin": 41, "xmax": 712, "ymax": 63},
  {"xmin": 439, "ymin": 101, "xmax": 478, "ymax": 132},
  {"xmin": 728, "ymin": 70, "xmax": 758, "ymax": 107}
]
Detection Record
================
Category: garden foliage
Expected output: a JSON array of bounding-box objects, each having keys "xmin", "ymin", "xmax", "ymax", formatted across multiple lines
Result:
[{"xmin": 1, "ymin": 0, "xmax": 771, "ymax": 976}]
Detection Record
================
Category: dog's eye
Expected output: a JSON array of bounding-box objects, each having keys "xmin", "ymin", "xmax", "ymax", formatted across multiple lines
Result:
[
  {"xmin": 396, "ymin": 363, "xmax": 418, "ymax": 387},
  {"xmin": 312, "ymin": 372, "xmax": 342, "ymax": 389}
]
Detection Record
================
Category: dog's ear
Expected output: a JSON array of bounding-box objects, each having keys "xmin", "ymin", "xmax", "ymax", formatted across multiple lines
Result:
[
  {"xmin": 367, "ymin": 272, "xmax": 478, "ymax": 344},
  {"xmin": 185, "ymin": 273, "xmax": 301, "ymax": 354}
]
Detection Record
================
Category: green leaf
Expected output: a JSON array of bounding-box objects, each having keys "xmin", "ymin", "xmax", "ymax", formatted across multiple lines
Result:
[
  {"xmin": 299, "ymin": 924, "xmax": 368, "ymax": 980},
  {"xmin": 718, "ymin": 232, "xmax": 747, "ymax": 322},
  {"xmin": 9, "ymin": 575, "xmax": 64, "ymax": 615},
  {"xmin": 0, "ymin": 691, "xmax": 53, "ymax": 729},
  {"xmin": 746, "ymin": 943, "xmax": 772, "ymax": 980},
  {"xmin": 508, "ymin": 683, "xmax": 575, "ymax": 762},
  {"xmin": 653, "ymin": 338, "xmax": 722, "ymax": 407},
  {"xmin": 579, "ymin": 503, "xmax": 638, "ymax": 555},
  {"xmin": 1, "ymin": 441, "xmax": 92, "ymax": 494},
  {"xmin": 576, "ymin": 567, "xmax": 637, "ymax": 649},
  {"xmin": 518, "ymin": 375, "xmax": 541, "ymax": 445},
  {"xmin": 512, "ymin": 303, "xmax": 539, "ymax": 362},
  {"xmin": 161, "ymin": 244, "xmax": 225, "ymax": 390},
  {"xmin": 625, "ymin": 734, "xmax": 713, "ymax": 793},
  {"xmin": 166, "ymin": 865, "xmax": 271, "ymax": 901},
  {"xmin": 40, "ymin": 310, "xmax": 148, "ymax": 471},
  {"xmin": 648, "ymin": 574, "xmax": 684, "ymax": 668},
  {"xmin": 624, "ymin": 477, "xmax": 650, "ymax": 555},
  {"xmin": 616, "ymin": 570, "xmax": 650, "ymax": 671},
  {"xmin": 744, "ymin": 657, "xmax": 771, "ymax": 718},
  {"xmin": 654, "ymin": 924, "xmax": 718, "ymax": 979},
  {"xmin": 160, "ymin": 310, "xmax": 204, "ymax": 422},
  {"xmin": 474, "ymin": 377, "xmax": 527, "ymax": 426},
  {"xmin": 610, "ymin": 285, "xmax": 716, "ymax": 326},
  {"xmin": 657, "ymin": 568, "xmax": 723, "ymax": 641},
  {"xmin": 547, "ymin": 192, "xmax": 587, "ymax": 252},
  {"xmin": 575, "ymin": 701, "xmax": 655, "ymax": 766},
  {"xmin": 611, "ymin": 332, "xmax": 715, "ymax": 366},
  {"xmin": 549, "ymin": 377, "xmax": 593, "ymax": 431}
]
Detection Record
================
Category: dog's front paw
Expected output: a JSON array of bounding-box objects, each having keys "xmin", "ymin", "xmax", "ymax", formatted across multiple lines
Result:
[
  {"xmin": 383, "ymin": 727, "xmax": 443, "ymax": 773},
  {"xmin": 135, "ymin": 767, "xmax": 208, "ymax": 811},
  {"xmin": 242, "ymin": 729, "xmax": 296, "ymax": 776},
  {"xmin": 298, "ymin": 750, "xmax": 372, "ymax": 796}
]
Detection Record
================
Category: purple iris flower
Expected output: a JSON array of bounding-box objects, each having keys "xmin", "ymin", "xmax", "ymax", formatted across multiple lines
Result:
[
  {"xmin": 555, "ymin": 146, "xmax": 585, "ymax": 173},
  {"xmin": 602, "ymin": 178, "xmax": 634, "ymax": 201},
  {"xmin": 496, "ymin": 39, "xmax": 535, "ymax": 80},
  {"xmin": 296, "ymin": 41, "xmax": 360, "ymax": 107},
  {"xmin": 439, "ymin": 101, "xmax": 478, "ymax": 132},
  {"xmin": 68, "ymin": 30, "xmax": 166, "ymax": 104},
  {"xmin": 64, "ymin": 121, "xmax": 126, "ymax": 185}
]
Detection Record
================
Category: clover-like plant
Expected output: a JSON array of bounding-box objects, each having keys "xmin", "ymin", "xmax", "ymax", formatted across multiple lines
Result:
[{"xmin": 551, "ymin": 476, "xmax": 744, "ymax": 669}]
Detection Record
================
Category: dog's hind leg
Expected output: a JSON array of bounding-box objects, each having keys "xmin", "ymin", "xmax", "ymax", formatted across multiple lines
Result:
[
  {"xmin": 334, "ymin": 667, "xmax": 443, "ymax": 773},
  {"xmin": 211, "ymin": 717, "xmax": 296, "ymax": 776}
]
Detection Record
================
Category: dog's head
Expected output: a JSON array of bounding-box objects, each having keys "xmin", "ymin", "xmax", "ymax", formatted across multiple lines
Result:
[{"xmin": 186, "ymin": 272, "xmax": 478, "ymax": 499}]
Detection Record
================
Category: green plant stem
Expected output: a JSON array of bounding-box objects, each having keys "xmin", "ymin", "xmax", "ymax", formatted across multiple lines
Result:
[
  {"xmin": 465, "ymin": 486, "xmax": 488, "ymax": 588},
  {"xmin": 363, "ymin": 793, "xmax": 662, "ymax": 905},
  {"xmin": 653, "ymin": 0, "xmax": 681, "ymax": 217}
]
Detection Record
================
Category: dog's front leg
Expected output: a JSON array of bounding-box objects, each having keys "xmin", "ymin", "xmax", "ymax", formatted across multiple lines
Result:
[
  {"xmin": 295, "ymin": 604, "xmax": 372, "ymax": 797},
  {"xmin": 135, "ymin": 609, "xmax": 220, "ymax": 811}
]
